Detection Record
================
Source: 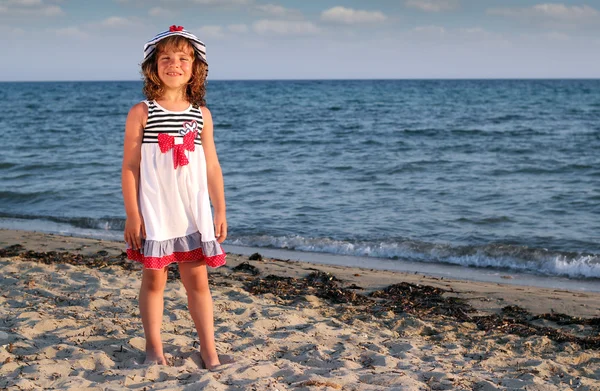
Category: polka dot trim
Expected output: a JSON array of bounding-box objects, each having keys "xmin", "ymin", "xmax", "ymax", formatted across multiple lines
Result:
[{"xmin": 127, "ymin": 247, "xmax": 226, "ymax": 269}]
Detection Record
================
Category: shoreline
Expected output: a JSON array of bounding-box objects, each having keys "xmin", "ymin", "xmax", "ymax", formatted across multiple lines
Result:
[
  {"xmin": 1, "ymin": 228, "xmax": 599, "ymax": 318},
  {"xmin": 2, "ymin": 221, "xmax": 599, "ymax": 292},
  {"xmin": 1, "ymin": 228, "xmax": 599, "ymax": 390}
]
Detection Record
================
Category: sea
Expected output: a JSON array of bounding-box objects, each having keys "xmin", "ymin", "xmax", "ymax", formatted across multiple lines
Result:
[{"xmin": 1, "ymin": 79, "xmax": 599, "ymax": 287}]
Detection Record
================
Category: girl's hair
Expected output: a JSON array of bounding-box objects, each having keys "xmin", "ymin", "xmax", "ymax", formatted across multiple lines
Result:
[{"xmin": 141, "ymin": 35, "xmax": 208, "ymax": 107}]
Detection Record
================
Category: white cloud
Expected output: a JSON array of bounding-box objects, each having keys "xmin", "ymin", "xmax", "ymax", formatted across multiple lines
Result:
[
  {"xmin": 101, "ymin": 16, "xmax": 131, "ymax": 27},
  {"xmin": 0, "ymin": 2, "xmax": 64, "ymax": 16},
  {"xmin": 195, "ymin": 25, "xmax": 224, "ymax": 39},
  {"xmin": 190, "ymin": 0, "xmax": 252, "ymax": 5},
  {"xmin": 321, "ymin": 6, "xmax": 386, "ymax": 24},
  {"xmin": 41, "ymin": 4, "xmax": 61, "ymax": 15},
  {"xmin": 0, "ymin": 24, "xmax": 25, "ymax": 34},
  {"xmin": 488, "ymin": 3, "xmax": 599, "ymax": 22},
  {"xmin": 227, "ymin": 24, "xmax": 248, "ymax": 33},
  {"xmin": 412, "ymin": 25, "xmax": 446, "ymax": 37},
  {"xmin": 84, "ymin": 16, "xmax": 143, "ymax": 32},
  {"xmin": 148, "ymin": 6, "xmax": 177, "ymax": 17},
  {"xmin": 52, "ymin": 26, "xmax": 89, "ymax": 39},
  {"xmin": 7, "ymin": 0, "xmax": 43, "ymax": 6},
  {"xmin": 405, "ymin": 0, "xmax": 459, "ymax": 12},
  {"xmin": 254, "ymin": 4, "xmax": 302, "ymax": 18},
  {"xmin": 253, "ymin": 19, "xmax": 320, "ymax": 35},
  {"xmin": 406, "ymin": 25, "xmax": 511, "ymax": 47},
  {"xmin": 538, "ymin": 31, "xmax": 571, "ymax": 41}
]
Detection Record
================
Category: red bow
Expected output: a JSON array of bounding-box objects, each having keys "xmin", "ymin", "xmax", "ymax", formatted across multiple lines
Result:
[
  {"xmin": 169, "ymin": 25, "xmax": 184, "ymax": 32},
  {"xmin": 158, "ymin": 131, "xmax": 197, "ymax": 169}
]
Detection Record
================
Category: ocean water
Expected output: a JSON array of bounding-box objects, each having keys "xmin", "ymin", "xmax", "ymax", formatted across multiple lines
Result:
[{"xmin": 1, "ymin": 79, "xmax": 599, "ymax": 280}]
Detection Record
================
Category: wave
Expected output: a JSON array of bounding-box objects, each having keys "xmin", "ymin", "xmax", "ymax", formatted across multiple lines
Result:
[
  {"xmin": 230, "ymin": 235, "xmax": 600, "ymax": 279},
  {"xmin": 0, "ymin": 213, "xmax": 125, "ymax": 231},
  {"xmin": 0, "ymin": 191, "xmax": 62, "ymax": 204},
  {"xmin": 1, "ymin": 214, "xmax": 597, "ymax": 280}
]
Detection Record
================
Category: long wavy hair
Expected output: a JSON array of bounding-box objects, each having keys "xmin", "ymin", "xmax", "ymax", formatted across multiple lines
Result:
[{"xmin": 141, "ymin": 35, "xmax": 208, "ymax": 107}]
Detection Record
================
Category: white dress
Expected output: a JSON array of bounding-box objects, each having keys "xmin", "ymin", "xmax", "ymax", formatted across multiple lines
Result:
[{"xmin": 126, "ymin": 100, "xmax": 226, "ymax": 269}]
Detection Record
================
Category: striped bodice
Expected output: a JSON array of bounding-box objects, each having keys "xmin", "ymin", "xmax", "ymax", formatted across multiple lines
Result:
[{"xmin": 142, "ymin": 100, "xmax": 204, "ymax": 146}]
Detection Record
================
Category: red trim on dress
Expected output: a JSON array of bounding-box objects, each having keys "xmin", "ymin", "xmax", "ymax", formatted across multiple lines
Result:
[{"xmin": 127, "ymin": 246, "xmax": 226, "ymax": 269}]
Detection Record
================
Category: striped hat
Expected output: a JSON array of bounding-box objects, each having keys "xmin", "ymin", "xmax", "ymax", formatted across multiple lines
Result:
[{"xmin": 143, "ymin": 25, "xmax": 207, "ymax": 65}]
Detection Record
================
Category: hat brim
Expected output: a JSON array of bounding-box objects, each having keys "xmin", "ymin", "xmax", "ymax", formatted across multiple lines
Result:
[{"xmin": 143, "ymin": 30, "xmax": 207, "ymax": 65}]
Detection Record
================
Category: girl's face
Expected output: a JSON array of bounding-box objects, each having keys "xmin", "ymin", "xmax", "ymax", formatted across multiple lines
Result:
[{"xmin": 156, "ymin": 44, "xmax": 194, "ymax": 91}]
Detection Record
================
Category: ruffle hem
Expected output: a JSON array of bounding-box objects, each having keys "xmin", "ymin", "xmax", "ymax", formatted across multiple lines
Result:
[{"xmin": 126, "ymin": 231, "xmax": 226, "ymax": 269}]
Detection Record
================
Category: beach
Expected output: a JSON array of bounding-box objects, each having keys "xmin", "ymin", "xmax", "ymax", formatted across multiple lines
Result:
[{"xmin": 1, "ymin": 229, "xmax": 599, "ymax": 391}]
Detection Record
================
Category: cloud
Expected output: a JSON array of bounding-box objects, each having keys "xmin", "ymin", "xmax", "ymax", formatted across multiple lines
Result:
[
  {"xmin": 101, "ymin": 16, "xmax": 132, "ymax": 27},
  {"xmin": 254, "ymin": 4, "xmax": 302, "ymax": 18},
  {"xmin": 188, "ymin": 0, "xmax": 252, "ymax": 5},
  {"xmin": 407, "ymin": 25, "xmax": 510, "ymax": 47},
  {"xmin": 253, "ymin": 19, "xmax": 320, "ymax": 36},
  {"xmin": 405, "ymin": 0, "xmax": 459, "ymax": 12},
  {"xmin": 488, "ymin": 3, "xmax": 600, "ymax": 23},
  {"xmin": 7, "ymin": 0, "xmax": 43, "ymax": 6},
  {"xmin": 148, "ymin": 6, "xmax": 178, "ymax": 17},
  {"xmin": 0, "ymin": 24, "xmax": 26, "ymax": 35},
  {"xmin": 195, "ymin": 25, "xmax": 225, "ymax": 39},
  {"xmin": 0, "ymin": 1, "xmax": 64, "ymax": 16},
  {"xmin": 86, "ymin": 16, "xmax": 143, "ymax": 31},
  {"xmin": 155, "ymin": 0, "xmax": 253, "ymax": 8},
  {"xmin": 320, "ymin": 6, "xmax": 386, "ymax": 24},
  {"xmin": 187, "ymin": 23, "xmax": 249, "ymax": 39},
  {"xmin": 227, "ymin": 24, "xmax": 248, "ymax": 33},
  {"xmin": 543, "ymin": 31, "xmax": 571, "ymax": 41},
  {"xmin": 52, "ymin": 26, "xmax": 89, "ymax": 39},
  {"xmin": 412, "ymin": 25, "xmax": 446, "ymax": 36}
]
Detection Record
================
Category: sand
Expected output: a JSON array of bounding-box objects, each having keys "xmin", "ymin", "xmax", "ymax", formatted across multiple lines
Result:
[{"xmin": 1, "ymin": 229, "xmax": 599, "ymax": 391}]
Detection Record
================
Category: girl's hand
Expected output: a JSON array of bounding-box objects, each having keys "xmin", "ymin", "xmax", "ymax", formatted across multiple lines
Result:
[
  {"xmin": 124, "ymin": 215, "xmax": 146, "ymax": 250},
  {"xmin": 214, "ymin": 214, "xmax": 227, "ymax": 243}
]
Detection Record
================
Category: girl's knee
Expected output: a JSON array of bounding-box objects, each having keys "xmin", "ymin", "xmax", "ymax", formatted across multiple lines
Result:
[
  {"xmin": 143, "ymin": 279, "xmax": 167, "ymax": 292},
  {"xmin": 141, "ymin": 269, "xmax": 168, "ymax": 292},
  {"xmin": 184, "ymin": 280, "xmax": 210, "ymax": 296}
]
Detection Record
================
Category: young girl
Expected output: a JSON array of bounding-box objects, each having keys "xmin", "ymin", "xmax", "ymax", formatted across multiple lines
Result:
[{"xmin": 121, "ymin": 25, "xmax": 227, "ymax": 370}]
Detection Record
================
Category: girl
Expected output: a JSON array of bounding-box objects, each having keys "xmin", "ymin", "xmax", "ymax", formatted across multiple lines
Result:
[{"xmin": 121, "ymin": 25, "xmax": 227, "ymax": 370}]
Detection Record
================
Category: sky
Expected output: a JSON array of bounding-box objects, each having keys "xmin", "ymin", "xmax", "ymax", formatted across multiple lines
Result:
[{"xmin": 1, "ymin": 0, "xmax": 599, "ymax": 80}]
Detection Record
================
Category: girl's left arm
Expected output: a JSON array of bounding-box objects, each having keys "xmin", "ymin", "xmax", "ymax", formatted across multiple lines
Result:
[{"xmin": 200, "ymin": 106, "xmax": 227, "ymax": 243}]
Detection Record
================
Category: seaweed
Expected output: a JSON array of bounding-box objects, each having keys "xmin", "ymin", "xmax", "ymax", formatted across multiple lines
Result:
[
  {"xmin": 3, "ymin": 244, "xmax": 600, "ymax": 350},
  {"xmin": 232, "ymin": 261, "xmax": 260, "ymax": 275}
]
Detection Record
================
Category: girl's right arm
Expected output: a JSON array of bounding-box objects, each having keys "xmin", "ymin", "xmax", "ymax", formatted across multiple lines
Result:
[{"xmin": 121, "ymin": 102, "xmax": 148, "ymax": 250}]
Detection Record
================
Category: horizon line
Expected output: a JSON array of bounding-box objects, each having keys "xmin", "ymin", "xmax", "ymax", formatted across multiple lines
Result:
[{"xmin": 1, "ymin": 77, "xmax": 600, "ymax": 83}]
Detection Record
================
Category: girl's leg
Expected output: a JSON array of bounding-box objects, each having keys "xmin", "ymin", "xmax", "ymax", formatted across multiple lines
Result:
[
  {"xmin": 139, "ymin": 266, "xmax": 169, "ymax": 364},
  {"xmin": 178, "ymin": 261, "xmax": 220, "ymax": 369}
]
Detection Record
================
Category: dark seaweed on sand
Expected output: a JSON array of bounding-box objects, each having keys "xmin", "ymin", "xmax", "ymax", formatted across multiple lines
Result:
[
  {"xmin": 0, "ymin": 244, "xmax": 141, "ymax": 271},
  {"xmin": 3, "ymin": 244, "xmax": 600, "ymax": 350},
  {"xmin": 245, "ymin": 272, "xmax": 371, "ymax": 305},
  {"xmin": 231, "ymin": 261, "xmax": 260, "ymax": 275},
  {"xmin": 235, "ymin": 258, "xmax": 600, "ymax": 350}
]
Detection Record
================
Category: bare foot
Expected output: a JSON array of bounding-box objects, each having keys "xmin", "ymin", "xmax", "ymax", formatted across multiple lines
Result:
[
  {"xmin": 144, "ymin": 352, "xmax": 167, "ymax": 365},
  {"xmin": 200, "ymin": 349, "xmax": 220, "ymax": 370}
]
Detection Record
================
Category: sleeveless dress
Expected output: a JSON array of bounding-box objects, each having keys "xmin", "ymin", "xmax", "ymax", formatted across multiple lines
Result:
[{"xmin": 126, "ymin": 100, "xmax": 226, "ymax": 269}]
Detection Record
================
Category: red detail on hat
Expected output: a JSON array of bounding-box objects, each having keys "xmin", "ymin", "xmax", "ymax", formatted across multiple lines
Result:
[{"xmin": 169, "ymin": 25, "xmax": 184, "ymax": 32}]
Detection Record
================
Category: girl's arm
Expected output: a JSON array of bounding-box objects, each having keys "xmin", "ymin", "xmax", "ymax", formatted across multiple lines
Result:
[
  {"xmin": 200, "ymin": 106, "xmax": 227, "ymax": 243},
  {"xmin": 121, "ymin": 102, "xmax": 147, "ymax": 250}
]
